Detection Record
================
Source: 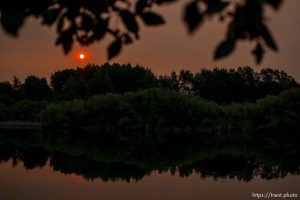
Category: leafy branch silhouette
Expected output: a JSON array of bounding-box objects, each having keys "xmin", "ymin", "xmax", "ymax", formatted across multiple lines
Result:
[{"xmin": 0, "ymin": 0, "xmax": 282, "ymax": 63}]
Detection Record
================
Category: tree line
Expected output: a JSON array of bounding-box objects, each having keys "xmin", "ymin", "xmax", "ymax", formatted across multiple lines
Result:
[
  {"xmin": 1, "ymin": 87, "xmax": 298, "ymax": 132},
  {"xmin": 39, "ymin": 88, "xmax": 300, "ymax": 131},
  {"xmin": 0, "ymin": 63, "xmax": 298, "ymax": 105}
]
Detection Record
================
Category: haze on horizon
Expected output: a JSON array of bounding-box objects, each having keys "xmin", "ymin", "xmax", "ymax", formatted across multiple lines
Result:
[{"xmin": 0, "ymin": 0, "xmax": 300, "ymax": 82}]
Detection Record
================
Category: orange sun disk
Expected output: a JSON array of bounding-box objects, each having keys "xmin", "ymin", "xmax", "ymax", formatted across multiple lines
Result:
[{"xmin": 79, "ymin": 53, "xmax": 85, "ymax": 60}]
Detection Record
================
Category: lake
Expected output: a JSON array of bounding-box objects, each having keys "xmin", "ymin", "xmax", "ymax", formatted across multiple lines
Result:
[{"xmin": 0, "ymin": 129, "xmax": 299, "ymax": 200}]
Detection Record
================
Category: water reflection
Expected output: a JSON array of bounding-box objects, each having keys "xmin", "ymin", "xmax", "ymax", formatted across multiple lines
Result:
[{"xmin": 0, "ymin": 129, "xmax": 299, "ymax": 183}]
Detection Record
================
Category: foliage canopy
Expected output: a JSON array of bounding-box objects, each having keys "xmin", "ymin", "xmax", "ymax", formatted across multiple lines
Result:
[
  {"xmin": 0, "ymin": 63, "xmax": 297, "ymax": 104},
  {"xmin": 0, "ymin": 0, "xmax": 283, "ymax": 62}
]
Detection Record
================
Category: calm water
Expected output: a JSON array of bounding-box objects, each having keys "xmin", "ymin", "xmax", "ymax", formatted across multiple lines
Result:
[{"xmin": 0, "ymin": 130, "xmax": 299, "ymax": 200}]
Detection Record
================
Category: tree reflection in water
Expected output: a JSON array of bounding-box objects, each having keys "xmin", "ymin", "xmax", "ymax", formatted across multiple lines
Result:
[{"xmin": 0, "ymin": 128, "xmax": 299, "ymax": 182}]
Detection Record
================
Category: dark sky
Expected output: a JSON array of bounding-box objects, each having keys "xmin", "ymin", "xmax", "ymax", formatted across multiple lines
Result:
[{"xmin": 1, "ymin": 0, "xmax": 300, "ymax": 81}]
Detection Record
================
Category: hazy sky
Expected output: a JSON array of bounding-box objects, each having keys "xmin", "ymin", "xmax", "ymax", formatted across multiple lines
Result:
[{"xmin": 1, "ymin": 0, "xmax": 300, "ymax": 82}]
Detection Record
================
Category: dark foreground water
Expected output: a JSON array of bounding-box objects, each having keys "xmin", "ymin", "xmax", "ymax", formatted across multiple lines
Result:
[{"xmin": 0, "ymin": 129, "xmax": 299, "ymax": 200}]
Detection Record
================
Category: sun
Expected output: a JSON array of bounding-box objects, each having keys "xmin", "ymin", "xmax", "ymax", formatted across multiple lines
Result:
[
  {"xmin": 79, "ymin": 53, "xmax": 85, "ymax": 60},
  {"xmin": 77, "ymin": 51, "xmax": 89, "ymax": 61}
]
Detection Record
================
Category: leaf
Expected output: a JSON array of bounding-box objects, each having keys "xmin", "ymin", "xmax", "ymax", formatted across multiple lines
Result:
[
  {"xmin": 108, "ymin": 38, "xmax": 122, "ymax": 60},
  {"xmin": 56, "ymin": 15, "xmax": 65, "ymax": 33},
  {"xmin": 136, "ymin": 0, "xmax": 148, "ymax": 14},
  {"xmin": 42, "ymin": 8, "xmax": 61, "ymax": 26},
  {"xmin": 226, "ymin": 21, "xmax": 236, "ymax": 40},
  {"xmin": 0, "ymin": 10, "xmax": 25, "ymax": 36},
  {"xmin": 55, "ymin": 29, "xmax": 74, "ymax": 54},
  {"xmin": 80, "ymin": 13, "xmax": 94, "ymax": 31},
  {"xmin": 214, "ymin": 39, "xmax": 235, "ymax": 59},
  {"xmin": 82, "ymin": 0, "xmax": 109, "ymax": 13},
  {"xmin": 183, "ymin": 1, "xmax": 203, "ymax": 33},
  {"xmin": 120, "ymin": 10, "xmax": 139, "ymax": 34},
  {"xmin": 260, "ymin": 25, "xmax": 278, "ymax": 51},
  {"xmin": 123, "ymin": 34, "xmax": 133, "ymax": 44},
  {"xmin": 155, "ymin": 0, "xmax": 178, "ymax": 5},
  {"xmin": 76, "ymin": 33, "xmax": 94, "ymax": 46},
  {"xmin": 140, "ymin": 11, "xmax": 165, "ymax": 25},
  {"xmin": 205, "ymin": 0, "xmax": 229, "ymax": 14},
  {"xmin": 93, "ymin": 18, "xmax": 108, "ymax": 40},
  {"xmin": 252, "ymin": 42, "xmax": 265, "ymax": 64}
]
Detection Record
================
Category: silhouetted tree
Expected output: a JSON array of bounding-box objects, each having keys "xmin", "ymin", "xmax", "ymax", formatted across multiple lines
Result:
[
  {"xmin": 158, "ymin": 71, "xmax": 180, "ymax": 92},
  {"xmin": 193, "ymin": 68, "xmax": 237, "ymax": 103},
  {"xmin": 0, "ymin": 81, "xmax": 13, "ymax": 95},
  {"xmin": 62, "ymin": 76, "xmax": 87, "ymax": 100},
  {"xmin": 87, "ymin": 71, "xmax": 114, "ymax": 96},
  {"xmin": 51, "ymin": 63, "xmax": 157, "ymax": 99},
  {"xmin": 21, "ymin": 75, "xmax": 51, "ymax": 101},
  {"xmin": 50, "ymin": 69, "xmax": 77, "ymax": 94},
  {"xmin": 1, "ymin": 64, "xmax": 298, "ymax": 104},
  {"xmin": 178, "ymin": 70, "xmax": 194, "ymax": 94},
  {"xmin": 0, "ymin": 81, "xmax": 14, "ymax": 105},
  {"xmin": 235, "ymin": 66, "xmax": 259, "ymax": 101},
  {"xmin": 258, "ymin": 68, "xmax": 297, "ymax": 97},
  {"xmin": 98, "ymin": 63, "xmax": 157, "ymax": 93}
]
